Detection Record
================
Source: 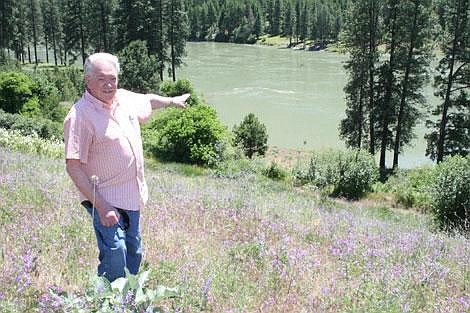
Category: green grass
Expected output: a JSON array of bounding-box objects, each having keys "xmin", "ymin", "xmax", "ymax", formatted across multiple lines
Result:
[{"xmin": 257, "ymin": 35, "xmax": 290, "ymax": 47}]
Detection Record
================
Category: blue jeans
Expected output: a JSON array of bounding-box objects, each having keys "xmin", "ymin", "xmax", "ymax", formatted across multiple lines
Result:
[{"xmin": 85, "ymin": 205, "xmax": 142, "ymax": 282}]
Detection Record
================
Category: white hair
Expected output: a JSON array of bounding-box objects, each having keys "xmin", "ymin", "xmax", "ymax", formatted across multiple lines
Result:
[{"xmin": 84, "ymin": 53, "xmax": 120, "ymax": 75}]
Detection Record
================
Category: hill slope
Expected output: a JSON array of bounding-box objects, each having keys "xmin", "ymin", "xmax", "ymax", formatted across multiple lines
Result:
[{"xmin": 0, "ymin": 147, "xmax": 469, "ymax": 312}]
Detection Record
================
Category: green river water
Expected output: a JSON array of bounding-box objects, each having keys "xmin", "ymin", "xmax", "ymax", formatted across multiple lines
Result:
[{"xmin": 176, "ymin": 42, "xmax": 437, "ymax": 168}]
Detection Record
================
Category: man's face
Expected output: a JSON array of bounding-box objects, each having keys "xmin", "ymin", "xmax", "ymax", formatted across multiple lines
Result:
[{"xmin": 85, "ymin": 60, "xmax": 118, "ymax": 106}]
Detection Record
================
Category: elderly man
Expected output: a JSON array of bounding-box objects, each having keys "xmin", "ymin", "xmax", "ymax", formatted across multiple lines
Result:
[{"xmin": 64, "ymin": 52, "xmax": 189, "ymax": 282}]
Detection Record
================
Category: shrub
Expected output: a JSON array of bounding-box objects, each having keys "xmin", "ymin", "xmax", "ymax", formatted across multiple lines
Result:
[
  {"xmin": 0, "ymin": 70, "xmax": 65, "ymax": 122},
  {"xmin": 374, "ymin": 167, "xmax": 434, "ymax": 210},
  {"xmin": 142, "ymin": 104, "xmax": 228, "ymax": 167},
  {"xmin": 430, "ymin": 155, "xmax": 470, "ymax": 232},
  {"xmin": 0, "ymin": 109, "xmax": 63, "ymax": 140},
  {"xmin": 263, "ymin": 161, "xmax": 288, "ymax": 181},
  {"xmin": 41, "ymin": 66, "xmax": 84, "ymax": 102},
  {"xmin": 29, "ymin": 75, "xmax": 66, "ymax": 121},
  {"xmin": 331, "ymin": 150, "xmax": 379, "ymax": 199},
  {"xmin": 297, "ymin": 149, "xmax": 379, "ymax": 200},
  {"xmin": 233, "ymin": 113, "xmax": 268, "ymax": 159},
  {"xmin": 159, "ymin": 79, "xmax": 201, "ymax": 107},
  {"xmin": 0, "ymin": 71, "xmax": 37, "ymax": 114}
]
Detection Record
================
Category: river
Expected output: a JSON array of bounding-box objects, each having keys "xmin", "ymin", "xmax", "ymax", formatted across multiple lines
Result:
[{"xmin": 176, "ymin": 42, "xmax": 436, "ymax": 168}]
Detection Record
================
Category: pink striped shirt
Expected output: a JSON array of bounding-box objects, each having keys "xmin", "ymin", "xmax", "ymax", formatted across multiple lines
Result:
[{"xmin": 64, "ymin": 89, "xmax": 152, "ymax": 211}]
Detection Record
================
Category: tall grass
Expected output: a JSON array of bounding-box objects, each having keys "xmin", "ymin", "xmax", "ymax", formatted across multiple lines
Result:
[{"xmin": 0, "ymin": 143, "xmax": 469, "ymax": 312}]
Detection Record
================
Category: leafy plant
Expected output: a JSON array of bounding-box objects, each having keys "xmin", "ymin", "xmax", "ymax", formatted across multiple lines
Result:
[
  {"xmin": 262, "ymin": 161, "xmax": 288, "ymax": 181},
  {"xmin": 297, "ymin": 149, "xmax": 379, "ymax": 200},
  {"xmin": 430, "ymin": 155, "xmax": 470, "ymax": 232},
  {"xmin": 143, "ymin": 104, "xmax": 228, "ymax": 167},
  {"xmin": 0, "ymin": 109, "xmax": 63, "ymax": 140},
  {"xmin": 0, "ymin": 71, "xmax": 65, "ymax": 121},
  {"xmin": 159, "ymin": 79, "xmax": 202, "ymax": 107},
  {"xmin": 40, "ymin": 270, "xmax": 180, "ymax": 312},
  {"xmin": 40, "ymin": 66, "xmax": 84, "ymax": 102},
  {"xmin": 374, "ymin": 167, "xmax": 434, "ymax": 210},
  {"xmin": 0, "ymin": 71, "xmax": 38, "ymax": 114},
  {"xmin": 233, "ymin": 113, "xmax": 268, "ymax": 159}
]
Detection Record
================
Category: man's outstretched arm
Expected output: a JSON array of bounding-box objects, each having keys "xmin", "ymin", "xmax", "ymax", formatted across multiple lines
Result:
[{"xmin": 147, "ymin": 93, "xmax": 190, "ymax": 110}]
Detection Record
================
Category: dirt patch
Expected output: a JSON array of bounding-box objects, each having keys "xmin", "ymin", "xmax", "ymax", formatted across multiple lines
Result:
[{"xmin": 263, "ymin": 146, "xmax": 312, "ymax": 169}]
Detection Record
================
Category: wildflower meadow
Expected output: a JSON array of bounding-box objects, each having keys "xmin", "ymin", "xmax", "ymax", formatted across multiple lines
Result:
[{"xmin": 0, "ymin": 138, "xmax": 469, "ymax": 312}]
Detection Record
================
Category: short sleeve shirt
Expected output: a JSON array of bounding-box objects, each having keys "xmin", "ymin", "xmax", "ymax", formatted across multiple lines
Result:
[{"xmin": 64, "ymin": 89, "xmax": 152, "ymax": 211}]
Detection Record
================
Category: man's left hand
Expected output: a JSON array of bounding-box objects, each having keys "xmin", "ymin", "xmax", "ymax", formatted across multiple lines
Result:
[{"xmin": 171, "ymin": 93, "xmax": 190, "ymax": 108}]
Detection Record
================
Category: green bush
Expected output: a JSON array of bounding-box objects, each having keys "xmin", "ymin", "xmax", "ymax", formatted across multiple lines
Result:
[
  {"xmin": 233, "ymin": 113, "xmax": 268, "ymax": 159},
  {"xmin": 431, "ymin": 155, "xmax": 470, "ymax": 232},
  {"xmin": 0, "ymin": 71, "xmax": 37, "ymax": 114},
  {"xmin": 159, "ymin": 79, "xmax": 201, "ymax": 107},
  {"xmin": 297, "ymin": 149, "xmax": 379, "ymax": 200},
  {"xmin": 0, "ymin": 109, "xmax": 63, "ymax": 140},
  {"xmin": 0, "ymin": 70, "xmax": 65, "ymax": 122},
  {"xmin": 142, "ymin": 104, "xmax": 228, "ymax": 167},
  {"xmin": 29, "ymin": 75, "xmax": 66, "ymax": 121},
  {"xmin": 374, "ymin": 167, "xmax": 434, "ymax": 210},
  {"xmin": 263, "ymin": 161, "xmax": 288, "ymax": 181},
  {"xmin": 41, "ymin": 66, "xmax": 84, "ymax": 102}
]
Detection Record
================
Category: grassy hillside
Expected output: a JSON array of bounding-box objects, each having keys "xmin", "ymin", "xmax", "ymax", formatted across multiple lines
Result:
[{"xmin": 0, "ymin": 146, "xmax": 469, "ymax": 312}]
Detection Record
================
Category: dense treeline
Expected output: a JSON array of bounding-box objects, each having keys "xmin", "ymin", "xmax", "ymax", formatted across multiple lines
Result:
[
  {"xmin": 0, "ymin": 0, "xmax": 349, "ymax": 68},
  {"xmin": 186, "ymin": 0, "xmax": 349, "ymax": 44},
  {"xmin": 340, "ymin": 0, "xmax": 469, "ymax": 170},
  {"xmin": 0, "ymin": 0, "xmax": 189, "ymax": 80}
]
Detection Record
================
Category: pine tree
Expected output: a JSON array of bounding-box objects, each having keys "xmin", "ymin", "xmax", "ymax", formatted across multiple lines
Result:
[
  {"xmin": 253, "ymin": 4, "xmax": 263, "ymax": 39},
  {"xmin": 61, "ymin": 0, "xmax": 87, "ymax": 65},
  {"xmin": 41, "ymin": 0, "xmax": 62, "ymax": 65},
  {"xmin": 299, "ymin": 2, "xmax": 308, "ymax": 41},
  {"xmin": 340, "ymin": 0, "xmax": 370, "ymax": 149},
  {"xmin": 426, "ymin": 0, "xmax": 470, "ymax": 161},
  {"xmin": 151, "ymin": 0, "xmax": 169, "ymax": 81},
  {"xmin": 166, "ymin": 0, "xmax": 189, "ymax": 81},
  {"xmin": 376, "ymin": 0, "xmax": 401, "ymax": 171},
  {"xmin": 272, "ymin": 0, "xmax": 282, "ymax": 35},
  {"xmin": 11, "ymin": 0, "xmax": 29, "ymax": 63},
  {"xmin": 391, "ymin": 0, "xmax": 433, "ymax": 169},
  {"xmin": 340, "ymin": 0, "xmax": 382, "ymax": 154},
  {"xmin": 283, "ymin": 0, "xmax": 294, "ymax": 45},
  {"xmin": 0, "ymin": 0, "xmax": 15, "ymax": 62},
  {"xmin": 87, "ymin": 0, "xmax": 116, "ymax": 53},
  {"xmin": 27, "ymin": 0, "xmax": 41, "ymax": 64}
]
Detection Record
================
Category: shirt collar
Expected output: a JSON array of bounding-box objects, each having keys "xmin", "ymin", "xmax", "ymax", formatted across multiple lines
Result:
[{"xmin": 84, "ymin": 90, "xmax": 119, "ymax": 112}]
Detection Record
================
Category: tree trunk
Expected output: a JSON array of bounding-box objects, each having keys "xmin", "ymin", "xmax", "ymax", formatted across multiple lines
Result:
[
  {"xmin": 393, "ymin": 0, "xmax": 419, "ymax": 169},
  {"xmin": 30, "ymin": 0, "xmax": 38, "ymax": 64},
  {"xmin": 100, "ymin": 2, "xmax": 108, "ymax": 51},
  {"xmin": 368, "ymin": 0, "xmax": 377, "ymax": 155},
  {"xmin": 170, "ymin": 0, "xmax": 176, "ymax": 81},
  {"xmin": 436, "ymin": 0, "xmax": 462, "ymax": 163},
  {"xmin": 45, "ymin": 35, "xmax": 49, "ymax": 63},
  {"xmin": 357, "ymin": 57, "xmax": 366, "ymax": 149},
  {"xmin": 158, "ymin": 1, "xmax": 164, "ymax": 81},
  {"xmin": 79, "ymin": 0, "xmax": 86, "ymax": 65},
  {"xmin": 379, "ymin": 0, "xmax": 398, "ymax": 171},
  {"xmin": 52, "ymin": 28, "xmax": 57, "ymax": 66}
]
